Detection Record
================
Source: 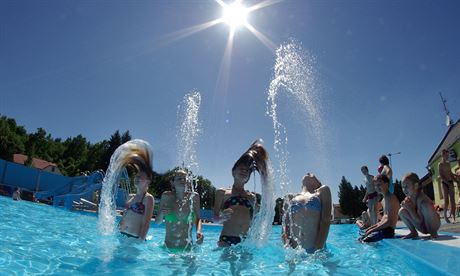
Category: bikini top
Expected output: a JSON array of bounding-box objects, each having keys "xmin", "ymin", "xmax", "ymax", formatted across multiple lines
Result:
[
  {"xmin": 127, "ymin": 193, "xmax": 146, "ymax": 215},
  {"xmin": 164, "ymin": 211, "xmax": 196, "ymax": 223},
  {"xmin": 289, "ymin": 196, "xmax": 321, "ymax": 213},
  {"xmin": 222, "ymin": 195, "xmax": 254, "ymax": 218}
]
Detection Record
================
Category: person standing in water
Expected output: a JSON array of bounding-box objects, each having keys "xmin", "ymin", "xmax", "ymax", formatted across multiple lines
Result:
[
  {"xmin": 361, "ymin": 166, "xmax": 378, "ymax": 225},
  {"xmin": 399, "ymin": 172, "xmax": 440, "ymax": 239},
  {"xmin": 282, "ymin": 173, "xmax": 331, "ymax": 252},
  {"xmin": 213, "ymin": 141, "xmax": 268, "ymax": 247},
  {"xmin": 438, "ymin": 149, "xmax": 457, "ymax": 223},
  {"xmin": 119, "ymin": 149, "xmax": 155, "ymax": 240},
  {"xmin": 156, "ymin": 169, "xmax": 203, "ymax": 250}
]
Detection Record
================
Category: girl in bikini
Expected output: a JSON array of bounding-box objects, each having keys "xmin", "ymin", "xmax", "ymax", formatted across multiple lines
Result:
[
  {"xmin": 118, "ymin": 148, "xmax": 155, "ymax": 240},
  {"xmin": 282, "ymin": 173, "xmax": 332, "ymax": 252},
  {"xmin": 156, "ymin": 169, "xmax": 203, "ymax": 250},
  {"xmin": 213, "ymin": 141, "xmax": 268, "ymax": 247}
]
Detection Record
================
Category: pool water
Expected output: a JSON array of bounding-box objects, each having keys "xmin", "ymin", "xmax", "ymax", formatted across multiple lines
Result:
[{"xmin": 0, "ymin": 196, "xmax": 444, "ymax": 275}]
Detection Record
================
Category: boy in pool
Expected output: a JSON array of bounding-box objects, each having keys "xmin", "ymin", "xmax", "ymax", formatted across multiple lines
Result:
[
  {"xmin": 399, "ymin": 172, "xmax": 440, "ymax": 239},
  {"xmin": 360, "ymin": 174, "xmax": 399, "ymax": 243}
]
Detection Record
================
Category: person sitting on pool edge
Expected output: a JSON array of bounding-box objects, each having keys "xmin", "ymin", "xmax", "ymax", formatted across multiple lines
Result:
[
  {"xmin": 399, "ymin": 172, "xmax": 440, "ymax": 239},
  {"xmin": 282, "ymin": 173, "xmax": 331, "ymax": 253},
  {"xmin": 155, "ymin": 168, "xmax": 203, "ymax": 250},
  {"xmin": 356, "ymin": 209, "xmax": 371, "ymax": 230},
  {"xmin": 360, "ymin": 174, "xmax": 399, "ymax": 243},
  {"xmin": 119, "ymin": 148, "xmax": 155, "ymax": 240},
  {"xmin": 12, "ymin": 186, "xmax": 21, "ymax": 201},
  {"xmin": 213, "ymin": 140, "xmax": 268, "ymax": 247}
]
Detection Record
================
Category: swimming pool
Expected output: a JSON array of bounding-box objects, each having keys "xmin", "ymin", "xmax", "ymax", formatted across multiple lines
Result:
[{"xmin": 0, "ymin": 196, "xmax": 450, "ymax": 275}]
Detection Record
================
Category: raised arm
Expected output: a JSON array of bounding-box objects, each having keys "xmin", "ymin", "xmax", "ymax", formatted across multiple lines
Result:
[{"xmin": 315, "ymin": 186, "xmax": 332, "ymax": 250}]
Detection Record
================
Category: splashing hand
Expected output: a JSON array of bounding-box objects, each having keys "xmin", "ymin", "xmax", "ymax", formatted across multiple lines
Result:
[{"xmin": 196, "ymin": 232, "xmax": 204, "ymax": 244}]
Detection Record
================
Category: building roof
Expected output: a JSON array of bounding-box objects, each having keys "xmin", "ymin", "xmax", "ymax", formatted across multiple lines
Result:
[
  {"xmin": 13, "ymin": 154, "xmax": 58, "ymax": 170},
  {"xmin": 420, "ymin": 172, "xmax": 432, "ymax": 187},
  {"xmin": 428, "ymin": 119, "xmax": 460, "ymax": 165}
]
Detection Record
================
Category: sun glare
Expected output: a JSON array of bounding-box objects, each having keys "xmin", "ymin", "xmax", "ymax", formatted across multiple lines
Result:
[{"xmin": 222, "ymin": 1, "xmax": 249, "ymax": 29}]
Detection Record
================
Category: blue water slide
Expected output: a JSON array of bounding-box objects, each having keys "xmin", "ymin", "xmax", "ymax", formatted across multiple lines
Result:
[
  {"xmin": 1, "ymin": 159, "xmax": 72, "ymax": 195},
  {"xmin": 52, "ymin": 170, "xmax": 105, "ymax": 209}
]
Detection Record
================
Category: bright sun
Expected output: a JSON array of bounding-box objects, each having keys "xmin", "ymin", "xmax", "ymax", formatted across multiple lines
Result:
[{"xmin": 222, "ymin": 1, "xmax": 249, "ymax": 29}]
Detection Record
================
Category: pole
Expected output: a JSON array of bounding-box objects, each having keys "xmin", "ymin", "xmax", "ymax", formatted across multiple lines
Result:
[{"xmin": 387, "ymin": 151, "xmax": 401, "ymax": 172}]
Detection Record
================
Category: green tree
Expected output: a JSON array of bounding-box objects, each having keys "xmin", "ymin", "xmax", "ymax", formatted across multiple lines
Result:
[
  {"xmin": 338, "ymin": 176, "xmax": 355, "ymax": 217},
  {"xmin": 393, "ymin": 179, "xmax": 406, "ymax": 203},
  {"xmin": 0, "ymin": 116, "xmax": 26, "ymax": 160}
]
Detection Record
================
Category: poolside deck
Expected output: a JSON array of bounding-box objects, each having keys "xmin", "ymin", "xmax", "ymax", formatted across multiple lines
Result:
[{"xmin": 388, "ymin": 221, "xmax": 460, "ymax": 275}]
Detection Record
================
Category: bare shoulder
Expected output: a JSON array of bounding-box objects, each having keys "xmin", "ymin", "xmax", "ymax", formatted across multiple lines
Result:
[
  {"xmin": 215, "ymin": 188, "xmax": 227, "ymax": 197},
  {"xmin": 145, "ymin": 193, "xmax": 154, "ymax": 203},
  {"xmin": 318, "ymin": 185, "xmax": 331, "ymax": 194}
]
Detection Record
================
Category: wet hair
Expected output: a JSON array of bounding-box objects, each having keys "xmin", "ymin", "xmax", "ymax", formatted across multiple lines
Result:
[
  {"xmin": 361, "ymin": 166, "xmax": 368, "ymax": 171},
  {"xmin": 402, "ymin": 172, "xmax": 421, "ymax": 190},
  {"xmin": 379, "ymin": 155, "xmax": 389, "ymax": 166},
  {"xmin": 232, "ymin": 141, "xmax": 268, "ymax": 173},
  {"xmin": 232, "ymin": 153, "xmax": 256, "ymax": 173},
  {"xmin": 374, "ymin": 174, "xmax": 390, "ymax": 184},
  {"xmin": 122, "ymin": 145, "xmax": 154, "ymax": 181}
]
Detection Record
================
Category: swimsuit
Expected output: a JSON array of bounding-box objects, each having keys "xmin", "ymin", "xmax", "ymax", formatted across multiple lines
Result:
[
  {"xmin": 360, "ymin": 227, "xmax": 394, "ymax": 243},
  {"xmin": 367, "ymin": 192, "xmax": 378, "ymax": 200},
  {"xmin": 219, "ymin": 235, "xmax": 245, "ymax": 246},
  {"xmin": 121, "ymin": 232, "xmax": 139, "ymax": 239},
  {"xmin": 127, "ymin": 193, "xmax": 146, "ymax": 215},
  {"xmin": 164, "ymin": 211, "xmax": 196, "ymax": 223},
  {"xmin": 289, "ymin": 196, "xmax": 321, "ymax": 213},
  {"xmin": 222, "ymin": 196, "xmax": 254, "ymax": 218},
  {"xmin": 389, "ymin": 178, "xmax": 394, "ymax": 194},
  {"xmin": 218, "ymin": 195, "xmax": 254, "ymax": 246}
]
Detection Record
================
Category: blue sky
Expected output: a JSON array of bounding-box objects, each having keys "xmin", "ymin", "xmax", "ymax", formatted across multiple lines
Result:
[{"xmin": 1, "ymin": 0, "xmax": 459, "ymax": 203}]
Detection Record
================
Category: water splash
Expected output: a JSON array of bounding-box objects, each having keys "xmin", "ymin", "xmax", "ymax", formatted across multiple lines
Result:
[
  {"xmin": 245, "ymin": 159, "xmax": 276, "ymax": 247},
  {"xmin": 97, "ymin": 139, "xmax": 153, "ymax": 235},
  {"xmin": 266, "ymin": 40, "xmax": 325, "ymax": 192},
  {"xmin": 267, "ymin": 41, "xmax": 327, "ymax": 250},
  {"xmin": 176, "ymin": 91, "xmax": 202, "ymax": 246},
  {"xmin": 176, "ymin": 91, "xmax": 202, "ymax": 174}
]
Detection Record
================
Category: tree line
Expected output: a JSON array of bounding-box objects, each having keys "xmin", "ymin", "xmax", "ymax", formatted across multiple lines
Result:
[
  {"xmin": 338, "ymin": 176, "xmax": 406, "ymax": 218},
  {"xmin": 0, "ymin": 115, "xmax": 216, "ymax": 209}
]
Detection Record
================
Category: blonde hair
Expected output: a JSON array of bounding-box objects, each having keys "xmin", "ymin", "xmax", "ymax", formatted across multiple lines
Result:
[{"xmin": 121, "ymin": 143, "xmax": 153, "ymax": 181}]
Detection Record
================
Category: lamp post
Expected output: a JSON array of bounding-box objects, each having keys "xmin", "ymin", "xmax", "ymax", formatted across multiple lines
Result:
[{"xmin": 387, "ymin": 152, "xmax": 401, "ymax": 168}]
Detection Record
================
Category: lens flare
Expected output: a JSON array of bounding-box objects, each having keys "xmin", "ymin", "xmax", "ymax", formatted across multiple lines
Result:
[{"xmin": 222, "ymin": 1, "xmax": 249, "ymax": 29}]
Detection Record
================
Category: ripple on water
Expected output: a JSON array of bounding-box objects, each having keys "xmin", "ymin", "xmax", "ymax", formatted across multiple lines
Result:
[{"xmin": 0, "ymin": 197, "xmax": 446, "ymax": 275}]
